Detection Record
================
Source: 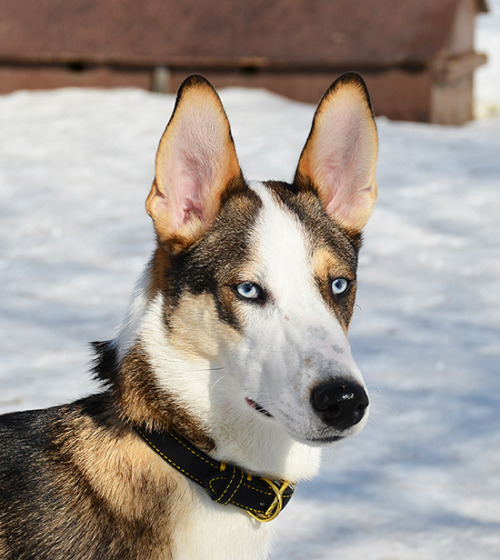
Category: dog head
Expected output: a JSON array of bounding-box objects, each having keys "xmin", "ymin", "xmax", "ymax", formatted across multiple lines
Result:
[{"xmin": 135, "ymin": 74, "xmax": 377, "ymax": 459}]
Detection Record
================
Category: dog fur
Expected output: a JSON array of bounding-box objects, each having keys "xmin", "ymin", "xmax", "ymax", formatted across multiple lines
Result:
[{"xmin": 0, "ymin": 73, "xmax": 378, "ymax": 559}]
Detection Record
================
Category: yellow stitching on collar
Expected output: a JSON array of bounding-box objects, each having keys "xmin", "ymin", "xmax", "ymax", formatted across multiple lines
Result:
[{"xmin": 136, "ymin": 427, "xmax": 205, "ymax": 485}]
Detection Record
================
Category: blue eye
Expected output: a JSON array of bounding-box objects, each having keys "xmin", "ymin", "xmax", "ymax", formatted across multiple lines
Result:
[
  {"xmin": 235, "ymin": 282, "xmax": 262, "ymax": 300},
  {"xmin": 331, "ymin": 278, "xmax": 350, "ymax": 295}
]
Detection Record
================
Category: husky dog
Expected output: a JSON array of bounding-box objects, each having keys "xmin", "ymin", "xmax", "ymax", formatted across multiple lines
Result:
[{"xmin": 0, "ymin": 73, "xmax": 378, "ymax": 559}]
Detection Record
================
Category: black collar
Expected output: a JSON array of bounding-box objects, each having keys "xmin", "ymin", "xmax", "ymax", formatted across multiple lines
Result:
[{"xmin": 135, "ymin": 426, "xmax": 295, "ymax": 522}]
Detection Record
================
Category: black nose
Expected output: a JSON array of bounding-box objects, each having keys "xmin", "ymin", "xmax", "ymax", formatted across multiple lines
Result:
[{"xmin": 311, "ymin": 381, "xmax": 369, "ymax": 431}]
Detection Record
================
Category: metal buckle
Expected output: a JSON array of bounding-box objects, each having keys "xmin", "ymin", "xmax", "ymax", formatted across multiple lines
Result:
[{"xmin": 246, "ymin": 478, "xmax": 292, "ymax": 523}]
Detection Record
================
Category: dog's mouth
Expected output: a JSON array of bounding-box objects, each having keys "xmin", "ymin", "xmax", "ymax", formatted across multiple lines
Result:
[{"xmin": 245, "ymin": 398, "xmax": 273, "ymax": 418}]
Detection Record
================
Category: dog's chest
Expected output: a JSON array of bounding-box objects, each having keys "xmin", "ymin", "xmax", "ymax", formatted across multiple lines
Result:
[{"xmin": 170, "ymin": 483, "xmax": 273, "ymax": 560}]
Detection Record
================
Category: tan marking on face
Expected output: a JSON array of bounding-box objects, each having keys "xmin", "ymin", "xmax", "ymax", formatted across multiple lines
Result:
[
  {"xmin": 313, "ymin": 246, "xmax": 353, "ymax": 283},
  {"xmin": 312, "ymin": 246, "xmax": 356, "ymax": 331},
  {"xmin": 168, "ymin": 291, "xmax": 243, "ymax": 359}
]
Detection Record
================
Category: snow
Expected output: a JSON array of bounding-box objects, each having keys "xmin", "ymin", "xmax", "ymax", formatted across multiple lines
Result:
[{"xmin": 1, "ymin": 2, "xmax": 499, "ymax": 558}]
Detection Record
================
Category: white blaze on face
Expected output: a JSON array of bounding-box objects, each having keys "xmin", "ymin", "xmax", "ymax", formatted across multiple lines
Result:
[{"xmin": 240, "ymin": 182, "xmax": 366, "ymax": 441}]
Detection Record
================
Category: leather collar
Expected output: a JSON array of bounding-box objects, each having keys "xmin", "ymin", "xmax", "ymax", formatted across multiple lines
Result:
[{"xmin": 135, "ymin": 426, "xmax": 294, "ymax": 522}]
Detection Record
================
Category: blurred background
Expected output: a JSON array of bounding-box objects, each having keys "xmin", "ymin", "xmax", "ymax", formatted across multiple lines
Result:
[{"xmin": 0, "ymin": 0, "xmax": 492, "ymax": 124}]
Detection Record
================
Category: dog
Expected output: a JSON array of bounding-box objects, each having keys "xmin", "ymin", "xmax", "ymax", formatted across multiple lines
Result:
[{"xmin": 0, "ymin": 73, "xmax": 378, "ymax": 559}]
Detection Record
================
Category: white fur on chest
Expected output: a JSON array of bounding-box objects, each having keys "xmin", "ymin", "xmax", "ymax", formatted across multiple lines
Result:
[{"xmin": 171, "ymin": 483, "xmax": 273, "ymax": 560}]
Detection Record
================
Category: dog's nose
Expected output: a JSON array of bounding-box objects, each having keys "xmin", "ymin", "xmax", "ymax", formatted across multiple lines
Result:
[{"xmin": 310, "ymin": 380, "xmax": 369, "ymax": 431}]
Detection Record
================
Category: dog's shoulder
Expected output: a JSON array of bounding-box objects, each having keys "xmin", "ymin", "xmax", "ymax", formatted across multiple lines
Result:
[
  {"xmin": 0, "ymin": 403, "xmax": 68, "ymax": 474},
  {"xmin": 0, "ymin": 393, "xmax": 179, "ymax": 559},
  {"xmin": 0, "ymin": 394, "xmax": 111, "ymax": 507},
  {"xmin": 0, "ymin": 392, "xmax": 113, "ymax": 448}
]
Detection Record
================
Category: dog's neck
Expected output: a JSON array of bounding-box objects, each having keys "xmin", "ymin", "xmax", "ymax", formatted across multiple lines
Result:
[{"xmin": 134, "ymin": 425, "xmax": 296, "ymax": 522}]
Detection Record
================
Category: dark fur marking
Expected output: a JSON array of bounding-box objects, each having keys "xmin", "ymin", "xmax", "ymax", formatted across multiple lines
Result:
[{"xmin": 91, "ymin": 340, "xmax": 119, "ymax": 388}]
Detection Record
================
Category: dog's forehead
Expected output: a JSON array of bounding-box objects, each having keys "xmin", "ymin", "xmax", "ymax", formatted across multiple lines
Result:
[
  {"xmin": 248, "ymin": 181, "xmax": 311, "ymax": 284},
  {"xmin": 247, "ymin": 181, "xmax": 358, "ymax": 274}
]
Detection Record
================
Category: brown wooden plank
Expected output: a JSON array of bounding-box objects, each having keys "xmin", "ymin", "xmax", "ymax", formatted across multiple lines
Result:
[{"xmin": 0, "ymin": 0, "xmax": 482, "ymax": 67}]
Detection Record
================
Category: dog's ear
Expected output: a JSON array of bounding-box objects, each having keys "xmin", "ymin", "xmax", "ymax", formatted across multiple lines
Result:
[
  {"xmin": 146, "ymin": 75, "xmax": 242, "ymax": 244},
  {"xmin": 295, "ymin": 73, "xmax": 378, "ymax": 234}
]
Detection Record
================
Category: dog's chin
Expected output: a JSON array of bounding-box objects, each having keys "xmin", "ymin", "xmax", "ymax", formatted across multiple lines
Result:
[
  {"xmin": 303, "ymin": 434, "xmax": 345, "ymax": 446},
  {"xmin": 286, "ymin": 412, "xmax": 368, "ymax": 447},
  {"xmin": 295, "ymin": 419, "xmax": 369, "ymax": 446},
  {"xmin": 281, "ymin": 428, "xmax": 345, "ymax": 447}
]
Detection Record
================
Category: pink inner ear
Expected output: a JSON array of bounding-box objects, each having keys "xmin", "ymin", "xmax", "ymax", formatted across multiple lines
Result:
[
  {"xmin": 154, "ymin": 106, "xmax": 233, "ymax": 232},
  {"xmin": 181, "ymin": 197, "xmax": 203, "ymax": 222},
  {"xmin": 177, "ymin": 157, "xmax": 204, "ymax": 214},
  {"xmin": 169, "ymin": 178, "xmax": 203, "ymax": 230},
  {"xmin": 307, "ymin": 101, "xmax": 377, "ymax": 230},
  {"xmin": 148, "ymin": 79, "xmax": 242, "ymax": 240},
  {"xmin": 166, "ymin": 142, "xmax": 216, "ymax": 229}
]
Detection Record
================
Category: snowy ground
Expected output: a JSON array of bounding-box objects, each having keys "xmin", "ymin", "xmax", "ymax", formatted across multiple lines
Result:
[{"xmin": 1, "ymin": 3, "xmax": 499, "ymax": 559}]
